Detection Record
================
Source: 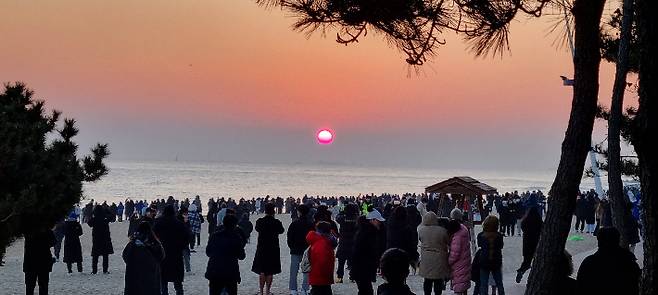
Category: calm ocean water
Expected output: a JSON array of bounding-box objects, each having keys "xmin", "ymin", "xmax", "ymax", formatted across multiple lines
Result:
[{"xmin": 82, "ymin": 160, "xmax": 603, "ymax": 204}]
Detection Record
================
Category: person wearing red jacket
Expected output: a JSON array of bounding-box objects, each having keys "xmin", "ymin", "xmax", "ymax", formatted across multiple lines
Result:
[{"xmin": 306, "ymin": 221, "xmax": 338, "ymax": 295}]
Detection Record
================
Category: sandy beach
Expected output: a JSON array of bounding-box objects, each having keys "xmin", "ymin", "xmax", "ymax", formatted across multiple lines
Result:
[{"xmin": 1, "ymin": 213, "xmax": 609, "ymax": 295}]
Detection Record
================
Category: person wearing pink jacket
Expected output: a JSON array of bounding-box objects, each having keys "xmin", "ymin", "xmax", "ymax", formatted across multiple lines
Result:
[{"xmin": 448, "ymin": 209, "xmax": 472, "ymax": 295}]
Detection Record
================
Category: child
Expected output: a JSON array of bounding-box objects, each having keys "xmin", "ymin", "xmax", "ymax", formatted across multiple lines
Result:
[
  {"xmin": 377, "ymin": 248, "xmax": 416, "ymax": 295},
  {"xmin": 306, "ymin": 221, "xmax": 338, "ymax": 295}
]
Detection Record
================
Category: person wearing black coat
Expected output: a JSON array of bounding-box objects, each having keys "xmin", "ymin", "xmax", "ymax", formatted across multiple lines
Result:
[
  {"xmin": 515, "ymin": 207, "xmax": 542, "ymax": 283},
  {"xmin": 205, "ymin": 214, "xmax": 246, "ymax": 295},
  {"xmin": 577, "ymin": 227, "xmax": 640, "ymax": 295},
  {"xmin": 238, "ymin": 213, "xmax": 254, "ymax": 243},
  {"xmin": 385, "ymin": 206, "xmax": 418, "ymax": 263},
  {"xmin": 153, "ymin": 205, "xmax": 190, "ymax": 295},
  {"xmin": 63, "ymin": 215, "xmax": 84, "ymax": 273},
  {"xmin": 336, "ymin": 203, "xmax": 359, "ymax": 283},
  {"xmin": 350, "ymin": 213, "xmax": 384, "ymax": 295},
  {"xmin": 251, "ymin": 203, "xmax": 285, "ymax": 295},
  {"xmin": 88, "ymin": 205, "xmax": 114, "ymax": 274},
  {"xmin": 23, "ymin": 228, "xmax": 56, "ymax": 295},
  {"xmin": 287, "ymin": 204, "xmax": 314, "ymax": 294},
  {"xmin": 123, "ymin": 221, "xmax": 165, "ymax": 295}
]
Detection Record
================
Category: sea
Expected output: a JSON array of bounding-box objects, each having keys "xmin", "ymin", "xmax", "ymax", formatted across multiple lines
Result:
[{"xmin": 82, "ymin": 160, "xmax": 605, "ymax": 204}]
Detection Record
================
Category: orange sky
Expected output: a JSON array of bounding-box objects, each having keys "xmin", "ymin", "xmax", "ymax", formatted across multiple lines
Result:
[{"xmin": 0, "ymin": 0, "xmax": 628, "ymax": 168}]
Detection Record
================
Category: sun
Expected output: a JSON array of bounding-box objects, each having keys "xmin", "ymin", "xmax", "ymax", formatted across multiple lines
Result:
[{"xmin": 317, "ymin": 129, "xmax": 334, "ymax": 144}]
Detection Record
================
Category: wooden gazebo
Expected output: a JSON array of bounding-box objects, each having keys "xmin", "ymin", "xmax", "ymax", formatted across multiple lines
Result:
[{"xmin": 425, "ymin": 176, "xmax": 497, "ymax": 253}]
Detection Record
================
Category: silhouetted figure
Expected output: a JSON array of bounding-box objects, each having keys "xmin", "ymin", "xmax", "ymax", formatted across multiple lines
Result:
[
  {"xmin": 577, "ymin": 227, "xmax": 640, "ymax": 295},
  {"xmin": 23, "ymin": 228, "xmax": 55, "ymax": 295},
  {"xmin": 376, "ymin": 248, "xmax": 416, "ymax": 295},
  {"xmin": 335, "ymin": 203, "xmax": 358, "ymax": 283},
  {"xmin": 205, "ymin": 214, "xmax": 246, "ymax": 295},
  {"xmin": 350, "ymin": 210, "xmax": 385, "ymax": 295},
  {"xmin": 123, "ymin": 221, "xmax": 165, "ymax": 295},
  {"xmin": 88, "ymin": 205, "xmax": 113, "ymax": 274},
  {"xmin": 153, "ymin": 205, "xmax": 190, "ymax": 295},
  {"xmin": 516, "ymin": 207, "xmax": 542, "ymax": 283},
  {"xmin": 63, "ymin": 214, "xmax": 83, "ymax": 273},
  {"xmin": 251, "ymin": 203, "xmax": 285, "ymax": 295}
]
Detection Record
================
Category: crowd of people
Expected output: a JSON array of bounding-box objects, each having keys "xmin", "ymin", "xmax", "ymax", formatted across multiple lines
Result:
[{"xmin": 16, "ymin": 190, "xmax": 642, "ymax": 295}]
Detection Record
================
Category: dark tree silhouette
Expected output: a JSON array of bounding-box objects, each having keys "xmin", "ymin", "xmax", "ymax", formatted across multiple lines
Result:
[
  {"xmin": 634, "ymin": 0, "xmax": 658, "ymax": 293},
  {"xmin": 601, "ymin": 0, "xmax": 636, "ymax": 250},
  {"xmin": 257, "ymin": 1, "xmax": 611, "ymax": 294},
  {"xmin": 0, "ymin": 82, "xmax": 109, "ymax": 259}
]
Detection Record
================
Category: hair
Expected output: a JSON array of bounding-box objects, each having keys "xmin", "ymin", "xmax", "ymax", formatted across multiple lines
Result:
[
  {"xmin": 597, "ymin": 227, "xmax": 621, "ymax": 249},
  {"xmin": 163, "ymin": 204, "xmax": 176, "ymax": 217},
  {"xmin": 380, "ymin": 248, "xmax": 411, "ymax": 284},
  {"xmin": 316, "ymin": 221, "xmax": 331, "ymax": 234},
  {"xmin": 392, "ymin": 206, "xmax": 407, "ymax": 221},
  {"xmin": 344, "ymin": 203, "xmax": 359, "ymax": 218},
  {"xmin": 296, "ymin": 204, "xmax": 310, "ymax": 217},
  {"xmin": 450, "ymin": 208, "xmax": 464, "ymax": 221},
  {"xmin": 223, "ymin": 214, "xmax": 238, "ymax": 229},
  {"xmin": 482, "ymin": 215, "xmax": 500, "ymax": 232},
  {"xmin": 264, "ymin": 202, "xmax": 276, "ymax": 215},
  {"xmin": 93, "ymin": 205, "xmax": 105, "ymax": 218},
  {"xmin": 134, "ymin": 221, "xmax": 154, "ymax": 242}
]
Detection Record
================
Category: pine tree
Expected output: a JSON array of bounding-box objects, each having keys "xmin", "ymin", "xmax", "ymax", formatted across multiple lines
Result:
[{"xmin": 0, "ymin": 82, "xmax": 109, "ymax": 258}]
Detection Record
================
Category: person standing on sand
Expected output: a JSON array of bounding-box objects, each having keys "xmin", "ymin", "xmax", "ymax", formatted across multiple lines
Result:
[
  {"xmin": 63, "ymin": 213, "xmax": 84, "ymax": 274},
  {"xmin": 88, "ymin": 205, "xmax": 114, "ymax": 274},
  {"xmin": 447, "ymin": 209, "xmax": 471, "ymax": 295},
  {"xmin": 287, "ymin": 204, "xmax": 313, "ymax": 295},
  {"xmin": 153, "ymin": 205, "xmax": 190, "ymax": 295},
  {"xmin": 187, "ymin": 204, "xmax": 203, "ymax": 250},
  {"xmin": 123, "ymin": 222, "xmax": 165, "ymax": 295},
  {"xmin": 117, "ymin": 202, "xmax": 124, "ymax": 222},
  {"xmin": 205, "ymin": 214, "xmax": 247, "ymax": 295},
  {"xmin": 335, "ymin": 203, "xmax": 358, "ymax": 284},
  {"xmin": 476, "ymin": 215, "xmax": 505, "ymax": 295},
  {"xmin": 252, "ymin": 202, "xmax": 285, "ymax": 295},
  {"xmin": 350, "ymin": 210, "xmax": 385, "ymax": 295},
  {"xmin": 306, "ymin": 221, "xmax": 338, "ymax": 295},
  {"xmin": 23, "ymin": 228, "xmax": 56, "ymax": 295},
  {"xmin": 417, "ymin": 212, "xmax": 450, "ymax": 295}
]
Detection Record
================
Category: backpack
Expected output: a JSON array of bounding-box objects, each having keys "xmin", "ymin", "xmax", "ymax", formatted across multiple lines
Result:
[{"xmin": 300, "ymin": 246, "xmax": 311, "ymax": 273}]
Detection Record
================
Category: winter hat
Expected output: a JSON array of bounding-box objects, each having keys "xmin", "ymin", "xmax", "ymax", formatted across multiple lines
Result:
[
  {"xmin": 450, "ymin": 208, "xmax": 464, "ymax": 221},
  {"xmin": 366, "ymin": 209, "xmax": 385, "ymax": 222},
  {"xmin": 188, "ymin": 204, "xmax": 197, "ymax": 212}
]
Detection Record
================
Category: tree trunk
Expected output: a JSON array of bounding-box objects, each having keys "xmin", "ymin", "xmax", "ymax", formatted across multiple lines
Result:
[
  {"xmin": 524, "ymin": 0, "xmax": 606, "ymax": 294},
  {"xmin": 635, "ymin": 0, "xmax": 658, "ymax": 293},
  {"xmin": 608, "ymin": 0, "xmax": 635, "ymax": 249}
]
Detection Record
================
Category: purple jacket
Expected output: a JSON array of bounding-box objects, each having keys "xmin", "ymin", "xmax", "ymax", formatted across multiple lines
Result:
[{"xmin": 448, "ymin": 224, "xmax": 472, "ymax": 292}]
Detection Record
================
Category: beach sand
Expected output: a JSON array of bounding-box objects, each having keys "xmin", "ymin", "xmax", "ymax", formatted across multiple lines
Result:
[{"xmin": 1, "ymin": 214, "xmax": 607, "ymax": 295}]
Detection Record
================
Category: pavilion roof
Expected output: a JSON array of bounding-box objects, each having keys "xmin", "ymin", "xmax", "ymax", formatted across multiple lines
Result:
[{"xmin": 425, "ymin": 176, "xmax": 497, "ymax": 195}]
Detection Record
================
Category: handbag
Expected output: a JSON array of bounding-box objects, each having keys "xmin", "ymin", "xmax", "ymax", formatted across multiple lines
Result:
[{"xmin": 300, "ymin": 247, "xmax": 312, "ymax": 273}]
